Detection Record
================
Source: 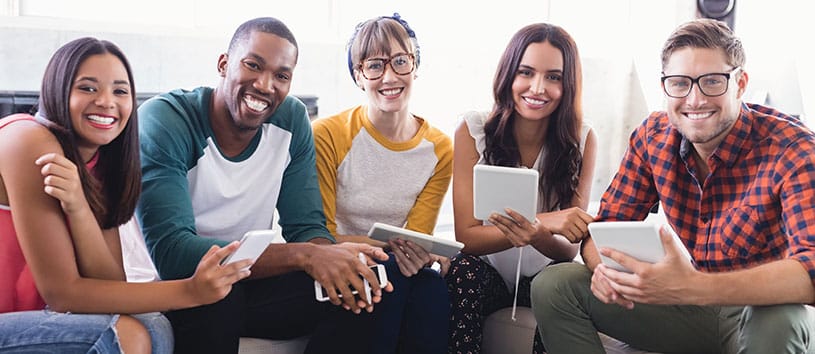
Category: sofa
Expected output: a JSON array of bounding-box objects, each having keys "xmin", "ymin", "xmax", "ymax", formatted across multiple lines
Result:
[
  {"xmin": 239, "ymin": 305, "xmax": 815, "ymax": 354},
  {"xmin": 239, "ymin": 336, "xmax": 309, "ymax": 353},
  {"xmin": 237, "ymin": 306, "xmax": 659, "ymax": 354}
]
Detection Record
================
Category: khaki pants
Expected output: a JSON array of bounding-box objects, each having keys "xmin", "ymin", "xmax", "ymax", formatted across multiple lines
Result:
[{"xmin": 531, "ymin": 262, "xmax": 814, "ymax": 354}]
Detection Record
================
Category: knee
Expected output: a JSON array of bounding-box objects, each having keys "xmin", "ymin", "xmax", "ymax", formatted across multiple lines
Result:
[
  {"xmin": 418, "ymin": 268, "xmax": 450, "ymax": 307},
  {"xmin": 414, "ymin": 269, "xmax": 451, "ymax": 311},
  {"xmin": 135, "ymin": 313, "xmax": 174, "ymax": 353},
  {"xmin": 382, "ymin": 256, "xmax": 410, "ymax": 292},
  {"xmin": 532, "ymin": 263, "xmax": 588, "ymax": 297},
  {"xmin": 739, "ymin": 304, "xmax": 814, "ymax": 352},
  {"xmin": 531, "ymin": 263, "xmax": 590, "ymax": 313},
  {"xmin": 115, "ymin": 315, "xmax": 151, "ymax": 354},
  {"xmin": 447, "ymin": 253, "xmax": 482, "ymax": 274},
  {"xmin": 445, "ymin": 253, "xmax": 486, "ymax": 287}
]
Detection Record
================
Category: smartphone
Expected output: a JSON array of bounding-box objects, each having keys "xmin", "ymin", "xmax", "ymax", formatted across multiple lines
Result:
[
  {"xmin": 314, "ymin": 264, "xmax": 388, "ymax": 302},
  {"xmin": 220, "ymin": 229, "xmax": 277, "ymax": 270}
]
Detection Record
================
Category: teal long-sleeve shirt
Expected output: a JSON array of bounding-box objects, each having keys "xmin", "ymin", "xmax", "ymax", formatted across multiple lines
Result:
[{"xmin": 137, "ymin": 87, "xmax": 333, "ymax": 280}]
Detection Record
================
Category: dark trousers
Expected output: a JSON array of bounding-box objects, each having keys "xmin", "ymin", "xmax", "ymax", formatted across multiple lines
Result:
[
  {"xmin": 165, "ymin": 271, "xmax": 375, "ymax": 354},
  {"xmin": 373, "ymin": 256, "xmax": 450, "ymax": 354}
]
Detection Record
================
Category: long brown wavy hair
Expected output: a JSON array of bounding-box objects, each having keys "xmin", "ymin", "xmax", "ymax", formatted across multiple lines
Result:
[{"xmin": 483, "ymin": 23, "xmax": 583, "ymax": 210}]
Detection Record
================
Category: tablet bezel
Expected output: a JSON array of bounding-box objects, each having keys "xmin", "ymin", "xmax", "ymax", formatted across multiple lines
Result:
[
  {"xmin": 588, "ymin": 221, "xmax": 692, "ymax": 273},
  {"xmin": 473, "ymin": 164, "xmax": 539, "ymax": 222},
  {"xmin": 368, "ymin": 222, "xmax": 464, "ymax": 258}
]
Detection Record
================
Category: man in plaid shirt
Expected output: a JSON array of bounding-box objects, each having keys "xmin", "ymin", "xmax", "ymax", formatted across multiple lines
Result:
[{"xmin": 531, "ymin": 18, "xmax": 815, "ymax": 354}]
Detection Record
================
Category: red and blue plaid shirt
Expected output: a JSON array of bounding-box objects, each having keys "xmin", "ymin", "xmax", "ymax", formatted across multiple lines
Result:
[{"xmin": 597, "ymin": 103, "xmax": 815, "ymax": 287}]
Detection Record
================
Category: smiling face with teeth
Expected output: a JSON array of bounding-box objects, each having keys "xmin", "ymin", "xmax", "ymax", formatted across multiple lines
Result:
[
  {"xmin": 355, "ymin": 38, "xmax": 415, "ymax": 117},
  {"xmin": 69, "ymin": 53, "xmax": 133, "ymax": 160},
  {"xmin": 511, "ymin": 41, "xmax": 563, "ymax": 122},
  {"xmin": 663, "ymin": 47, "xmax": 747, "ymax": 156},
  {"xmin": 214, "ymin": 31, "xmax": 297, "ymax": 136}
]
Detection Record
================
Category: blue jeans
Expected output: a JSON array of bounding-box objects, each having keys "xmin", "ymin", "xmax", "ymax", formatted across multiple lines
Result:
[
  {"xmin": 0, "ymin": 310, "xmax": 172, "ymax": 353},
  {"xmin": 372, "ymin": 256, "xmax": 450, "ymax": 354}
]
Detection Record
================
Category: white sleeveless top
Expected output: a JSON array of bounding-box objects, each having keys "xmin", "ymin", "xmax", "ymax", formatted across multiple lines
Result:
[{"xmin": 462, "ymin": 111, "xmax": 591, "ymax": 290}]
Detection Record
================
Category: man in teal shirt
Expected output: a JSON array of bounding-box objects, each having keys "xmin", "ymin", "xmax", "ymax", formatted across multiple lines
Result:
[{"xmin": 137, "ymin": 17, "xmax": 389, "ymax": 354}]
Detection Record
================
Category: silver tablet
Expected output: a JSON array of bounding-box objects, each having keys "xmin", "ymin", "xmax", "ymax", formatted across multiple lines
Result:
[
  {"xmin": 473, "ymin": 164, "xmax": 538, "ymax": 222},
  {"xmin": 368, "ymin": 222, "xmax": 464, "ymax": 258},
  {"xmin": 588, "ymin": 221, "xmax": 693, "ymax": 273}
]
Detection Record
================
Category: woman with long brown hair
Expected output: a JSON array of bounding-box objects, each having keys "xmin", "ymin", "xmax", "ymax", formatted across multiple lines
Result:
[{"xmin": 446, "ymin": 23, "xmax": 597, "ymax": 354}]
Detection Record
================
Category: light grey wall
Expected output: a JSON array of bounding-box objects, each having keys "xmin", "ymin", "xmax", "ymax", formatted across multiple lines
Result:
[
  {"xmin": 0, "ymin": 16, "xmax": 351, "ymax": 119},
  {"xmin": 2, "ymin": 0, "xmax": 813, "ymax": 203},
  {"xmin": 0, "ymin": 8, "xmax": 698, "ymax": 203},
  {"xmin": 0, "ymin": 1, "xmax": 680, "ymax": 202},
  {"xmin": 0, "ymin": 27, "xmax": 224, "ymax": 93}
]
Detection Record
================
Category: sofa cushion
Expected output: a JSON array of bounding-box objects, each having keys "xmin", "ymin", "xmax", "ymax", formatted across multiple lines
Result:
[
  {"xmin": 238, "ymin": 336, "xmax": 309, "ymax": 354},
  {"xmin": 237, "ymin": 306, "xmax": 815, "ymax": 353},
  {"xmin": 483, "ymin": 307, "xmax": 538, "ymax": 354},
  {"xmin": 482, "ymin": 307, "xmax": 661, "ymax": 354}
]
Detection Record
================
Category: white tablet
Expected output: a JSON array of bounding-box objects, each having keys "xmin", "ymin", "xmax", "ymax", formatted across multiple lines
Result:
[
  {"xmin": 368, "ymin": 222, "xmax": 464, "ymax": 258},
  {"xmin": 588, "ymin": 221, "xmax": 693, "ymax": 273},
  {"xmin": 473, "ymin": 164, "xmax": 538, "ymax": 222}
]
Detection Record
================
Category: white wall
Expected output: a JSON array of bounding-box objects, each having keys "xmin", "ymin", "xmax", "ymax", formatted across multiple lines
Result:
[{"xmin": 1, "ymin": 0, "xmax": 812, "ymax": 202}]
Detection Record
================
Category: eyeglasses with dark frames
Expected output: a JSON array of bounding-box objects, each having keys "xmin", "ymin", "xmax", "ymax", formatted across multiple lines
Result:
[
  {"xmin": 357, "ymin": 53, "xmax": 415, "ymax": 80},
  {"xmin": 661, "ymin": 67, "xmax": 741, "ymax": 98}
]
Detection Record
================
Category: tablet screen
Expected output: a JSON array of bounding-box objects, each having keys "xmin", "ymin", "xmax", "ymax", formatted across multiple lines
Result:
[
  {"xmin": 473, "ymin": 165, "xmax": 538, "ymax": 222},
  {"xmin": 368, "ymin": 222, "xmax": 463, "ymax": 258},
  {"xmin": 588, "ymin": 221, "xmax": 692, "ymax": 272}
]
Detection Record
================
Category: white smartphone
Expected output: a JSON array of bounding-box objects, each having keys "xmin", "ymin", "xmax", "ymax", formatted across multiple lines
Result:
[
  {"xmin": 220, "ymin": 229, "xmax": 277, "ymax": 270},
  {"xmin": 314, "ymin": 264, "xmax": 389, "ymax": 302}
]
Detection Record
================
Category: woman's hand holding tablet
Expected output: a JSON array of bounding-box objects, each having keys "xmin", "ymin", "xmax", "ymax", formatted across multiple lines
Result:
[{"xmin": 368, "ymin": 223, "xmax": 464, "ymax": 258}]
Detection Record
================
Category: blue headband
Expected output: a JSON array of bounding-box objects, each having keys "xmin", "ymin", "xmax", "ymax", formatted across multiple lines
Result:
[{"xmin": 346, "ymin": 12, "xmax": 420, "ymax": 83}]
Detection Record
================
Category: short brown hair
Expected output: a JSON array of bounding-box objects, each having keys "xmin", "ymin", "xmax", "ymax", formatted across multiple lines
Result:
[
  {"xmin": 348, "ymin": 17, "xmax": 417, "ymax": 74},
  {"xmin": 661, "ymin": 18, "xmax": 745, "ymax": 70}
]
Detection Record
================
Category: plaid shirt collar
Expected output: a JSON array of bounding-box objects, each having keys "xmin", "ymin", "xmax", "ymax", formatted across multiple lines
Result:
[{"xmin": 679, "ymin": 102, "xmax": 753, "ymax": 168}]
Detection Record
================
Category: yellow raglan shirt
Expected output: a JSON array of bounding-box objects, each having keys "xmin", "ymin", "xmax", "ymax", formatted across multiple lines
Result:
[{"xmin": 312, "ymin": 105, "xmax": 453, "ymax": 236}]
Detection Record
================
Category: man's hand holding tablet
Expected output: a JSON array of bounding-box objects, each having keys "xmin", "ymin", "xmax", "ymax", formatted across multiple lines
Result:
[
  {"xmin": 588, "ymin": 221, "xmax": 697, "ymax": 308},
  {"xmin": 588, "ymin": 221, "xmax": 693, "ymax": 273}
]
